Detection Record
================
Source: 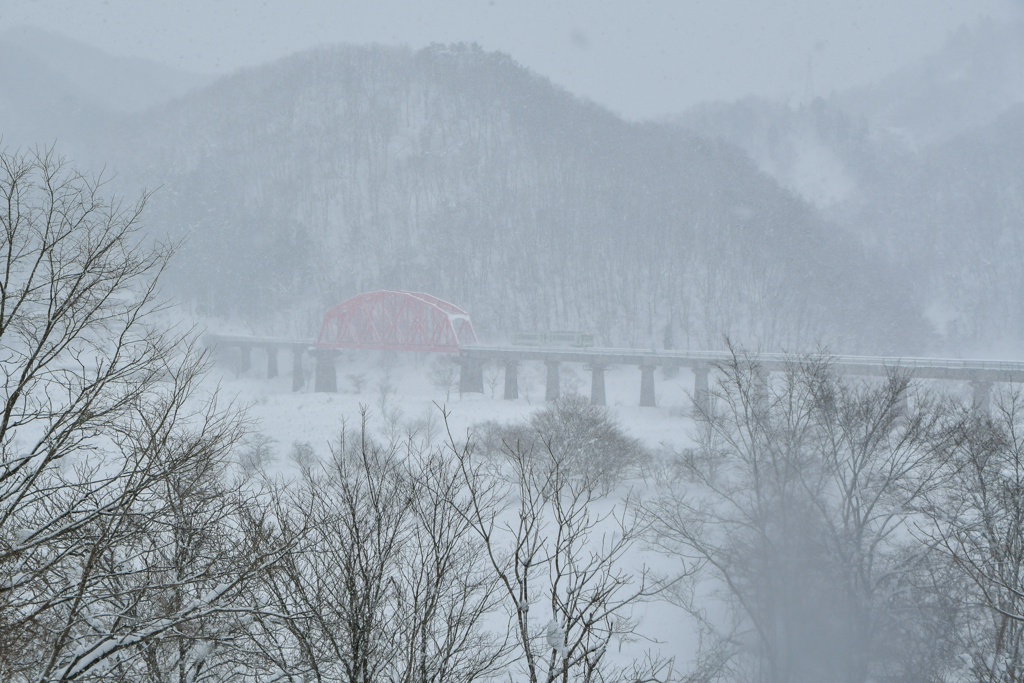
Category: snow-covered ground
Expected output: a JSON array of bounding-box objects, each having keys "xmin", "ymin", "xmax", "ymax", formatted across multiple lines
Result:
[
  {"xmin": 206, "ymin": 347, "xmax": 706, "ymax": 671},
  {"xmin": 214, "ymin": 349, "xmax": 701, "ymax": 459}
]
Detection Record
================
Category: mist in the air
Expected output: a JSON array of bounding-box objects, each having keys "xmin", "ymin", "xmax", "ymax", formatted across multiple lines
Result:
[{"xmin": 3, "ymin": 2, "xmax": 1024, "ymax": 681}]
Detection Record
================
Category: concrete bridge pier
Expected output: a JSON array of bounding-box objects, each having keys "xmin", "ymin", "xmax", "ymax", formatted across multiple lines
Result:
[
  {"xmin": 314, "ymin": 350, "xmax": 338, "ymax": 393},
  {"xmin": 545, "ymin": 361, "xmax": 561, "ymax": 402},
  {"xmin": 291, "ymin": 347, "xmax": 306, "ymax": 392},
  {"xmin": 895, "ymin": 391, "xmax": 910, "ymax": 421},
  {"xmin": 459, "ymin": 357, "xmax": 484, "ymax": 394},
  {"xmin": 266, "ymin": 346, "xmax": 279, "ymax": 379},
  {"xmin": 589, "ymin": 364, "xmax": 607, "ymax": 406},
  {"xmin": 503, "ymin": 361, "xmax": 519, "ymax": 400},
  {"xmin": 754, "ymin": 368, "xmax": 770, "ymax": 410},
  {"xmin": 640, "ymin": 364, "xmax": 656, "ymax": 407},
  {"xmin": 970, "ymin": 379, "xmax": 992, "ymax": 414},
  {"xmin": 238, "ymin": 344, "xmax": 252, "ymax": 374},
  {"xmin": 692, "ymin": 364, "xmax": 710, "ymax": 414}
]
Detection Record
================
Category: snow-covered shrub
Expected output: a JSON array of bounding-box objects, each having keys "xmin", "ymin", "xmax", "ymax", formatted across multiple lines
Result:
[
  {"xmin": 346, "ymin": 372, "xmax": 367, "ymax": 394},
  {"xmin": 428, "ymin": 356, "xmax": 459, "ymax": 402},
  {"xmin": 238, "ymin": 433, "xmax": 276, "ymax": 477},
  {"xmin": 288, "ymin": 441, "xmax": 319, "ymax": 469},
  {"xmin": 475, "ymin": 395, "xmax": 648, "ymax": 494}
]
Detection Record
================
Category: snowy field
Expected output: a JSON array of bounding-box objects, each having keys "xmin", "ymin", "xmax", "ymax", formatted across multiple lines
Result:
[
  {"xmin": 207, "ymin": 347, "xmax": 706, "ymax": 671},
  {"xmin": 214, "ymin": 349, "xmax": 702, "ymax": 461}
]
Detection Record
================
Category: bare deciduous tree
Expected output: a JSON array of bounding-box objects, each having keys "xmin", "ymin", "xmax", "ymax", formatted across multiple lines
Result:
[
  {"xmin": 429, "ymin": 357, "xmax": 459, "ymax": 403},
  {"xmin": 0, "ymin": 147, "xmax": 282, "ymax": 681},
  {"xmin": 449, "ymin": 416, "xmax": 666, "ymax": 683},
  {"xmin": 647, "ymin": 347, "xmax": 952, "ymax": 683},
  {"xmin": 918, "ymin": 391, "xmax": 1024, "ymax": 683},
  {"xmin": 484, "ymin": 363, "xmax": 501, "ymax": 399},
  {"xmin": 347, "ymin": 373, "xmax": 367, "ymax": 395},
  {"xmin": 248, "ymin": 411, "xmax": 507, "ymax": 683}
]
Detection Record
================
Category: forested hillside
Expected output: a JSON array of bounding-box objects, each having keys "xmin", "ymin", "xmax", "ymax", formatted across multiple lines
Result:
[
  {"xmin": 86, "ymin": 43, "xmax": 920, "ymax": 353},
  {"xmin": 674, "ymin": 102, "xmax": 1024, "ymax": 357},
  {"xmin": 855, "ymin": 105, "xmax": 1024, "ymax": 355},
  {"xmin": 673, "ymin": 19, "xmax": 1024, "ymax": 358}
]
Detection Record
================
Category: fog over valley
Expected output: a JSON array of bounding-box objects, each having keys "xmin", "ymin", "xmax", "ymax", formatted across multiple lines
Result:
[{"xmin": 2, "ymin": 3, "xmax": 1024, "ymax": 682}]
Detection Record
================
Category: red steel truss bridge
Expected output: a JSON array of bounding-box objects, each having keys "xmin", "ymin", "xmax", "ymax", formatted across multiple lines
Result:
[{"xmin": 316, "ymin": 290, "xmax": 477, "ymax": 353}]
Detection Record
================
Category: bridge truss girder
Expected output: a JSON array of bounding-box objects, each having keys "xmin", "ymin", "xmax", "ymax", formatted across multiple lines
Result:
[{"xmin": 316, "ymin": 290, "xmax": 478, "ymax": 353}]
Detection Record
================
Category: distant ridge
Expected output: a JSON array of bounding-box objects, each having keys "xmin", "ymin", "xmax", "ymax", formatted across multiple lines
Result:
[
  {"xmin": 0, "ymin": 26, "xmax": 212, "ymax": 160},
  {"xmin": 0, "ymin": 26, "xmax": 212, "ymax": 112},
  {"xmin": 2, "ymin": 39, "xmax": 930, "ymax": 354}
]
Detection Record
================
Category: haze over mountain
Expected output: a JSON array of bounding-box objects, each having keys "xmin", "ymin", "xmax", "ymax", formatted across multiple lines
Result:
[
  {"xmin": 673, "ymin": 18, "xmax": 1024, "ymax": 357},
  {"xmin": 6, "ymin": 24, "xmax": 1020, "ymax": 356},
  {"xmin": 4, "ymin": 8, "xmax": 1024, "ymax": 681},
  {"xmin": 94, "ymin": 43, "xmax": 926, "ymax": 354},
  {"xmin": 0, "ymin": 27, "xmax": 211, "ymax": 162}
]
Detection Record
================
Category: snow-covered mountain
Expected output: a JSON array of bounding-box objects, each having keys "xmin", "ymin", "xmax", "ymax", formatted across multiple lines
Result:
[{"xmin": 1, "ymin": 36, "xmax": 929, "ymax": 355}]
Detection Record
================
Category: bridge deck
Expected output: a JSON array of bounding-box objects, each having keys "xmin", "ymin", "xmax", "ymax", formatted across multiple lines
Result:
[
  {"xmin": 460, "ymin": 345, "xmax": 1024, "ymax": 383},
  {"xmin": 204, "ymin": 334, "xmax": 1024, "ymax": 384},
  {"xmin": 204, "ymin": 334, "xmax": 314, "ymax": 348}
]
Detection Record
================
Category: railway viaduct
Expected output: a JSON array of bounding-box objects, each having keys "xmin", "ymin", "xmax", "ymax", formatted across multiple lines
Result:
[{"xmin": 205, "ymin": 290, "xmax": 1024, "ymax": 411}]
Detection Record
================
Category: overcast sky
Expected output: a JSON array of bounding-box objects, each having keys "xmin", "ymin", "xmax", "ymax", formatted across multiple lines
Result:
[{"xmin": 2, "ymin": 0, "xmax": 1019, "ymax": 120}]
